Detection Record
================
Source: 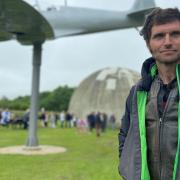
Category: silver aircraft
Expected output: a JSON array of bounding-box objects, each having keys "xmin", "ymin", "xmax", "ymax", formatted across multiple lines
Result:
[
  {"xmin": 0, "ymin": 0, "xmax": 155, "ymax": 44},
  {"xmin": 0, "ymin": 0, "xmax": 156, "ymax": 147}
]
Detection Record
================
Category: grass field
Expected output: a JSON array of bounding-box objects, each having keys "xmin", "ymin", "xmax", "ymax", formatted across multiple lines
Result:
[{"xmin": 0, "ymin": 126, "xmax": 122, "ymax": 180}]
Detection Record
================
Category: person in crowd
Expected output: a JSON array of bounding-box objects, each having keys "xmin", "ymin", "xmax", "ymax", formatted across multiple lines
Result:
[
  {"xmin": 55, "ymin": 113, "xmax": 59, "ymax": 126},
  {"xmin": 0, "ymin": 108, "xmax": 11, "ymax": 126},
  {"xmin": 95, "ymin": 112, "xmax": 102, "ymax": 137},
  {"xmin": 40, "ymin": 107, "xmax": 46, "ymax": 127},
  {"xmin": 50, "ymin": 112, "xmax": 56, "ymax": 128},
  {"xmin": 76, "ymin": 118, "xmax": 87, "ymax": 133},
  {"xmin": 101, "ymin": 112, "xmax": 107, "ymax": 132},
  {"xmin": 65, "ymin": 112, "xmax": 72, "ymax": 128},
  {"xmin": 0, "ymin": 109, "xmax": 2, "ymax": 120},
  {"xmin": 71, "ymin": 114, "xmax": 77, "ymax": 127},
  {"xmin": 109, "ymin": 113, "xmax": 116, "ymax": 130},
  {"xmin": 87, "ymin": 112, "xmax": 96, "ymax": 132},
  {"xmin": 23, "ymin": 108, "xmax": 30, "ymax": 129},
  {"xmin": 60, "ymin": 111, "xmax": 65, "ymax": 128}
]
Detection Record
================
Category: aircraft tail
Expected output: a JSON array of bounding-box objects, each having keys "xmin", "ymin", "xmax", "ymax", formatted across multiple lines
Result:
[{"xmin": 128, "ymin": 0, "xmax": 156, "ymax": 17}]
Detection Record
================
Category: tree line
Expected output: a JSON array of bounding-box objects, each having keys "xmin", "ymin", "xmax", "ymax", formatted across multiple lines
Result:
[{"xmin": 0, "ymin": 86, "xmax": 75, "ymax": 111}]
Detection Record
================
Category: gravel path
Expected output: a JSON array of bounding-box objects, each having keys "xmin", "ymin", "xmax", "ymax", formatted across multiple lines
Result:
[{"xmin": 0, "ymin": 145, "xmax": 66, "ymax": 155}]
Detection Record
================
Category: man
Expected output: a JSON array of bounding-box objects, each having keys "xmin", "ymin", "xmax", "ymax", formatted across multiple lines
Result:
[
  {"xmin": 118, "ymin": 8, "xmax": 180, "ymax": 180},
  {"xmin": 0, "ymin": 108, "xmax": 11, "ymax": 125}
]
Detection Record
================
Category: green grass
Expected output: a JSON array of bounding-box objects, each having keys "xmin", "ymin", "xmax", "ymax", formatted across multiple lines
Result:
[{"xmin": 0, "ymin": 126, "xmax": 122, "ymax": 180}]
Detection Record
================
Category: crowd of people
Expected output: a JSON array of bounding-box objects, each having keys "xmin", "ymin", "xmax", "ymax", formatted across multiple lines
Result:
[
  {"xmin": 39, "ymin": 109, "xmax": 77, "ymax": 129},
  {"xmin": 87, "ymin": 112, "xmax": 116, "ymax": 136},
  {"xmin": 0, "ymin": 108, "xmax": 30, "ymax": 129},
  {"xmin": 39, "ymin": 109, "xmax": 116, "ymax": 137},
  {"xmin": 0, "ymin": 108, "xmax": 117, "ymax": 136}
]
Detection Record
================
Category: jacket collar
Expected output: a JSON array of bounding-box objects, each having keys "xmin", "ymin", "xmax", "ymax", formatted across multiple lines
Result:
[{"xmin": 138, "ymin": 57, "xmax": 156, "ymax": 91}]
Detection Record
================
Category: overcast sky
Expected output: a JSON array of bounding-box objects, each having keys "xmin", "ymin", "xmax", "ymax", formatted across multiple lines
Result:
[{"xmin": 0, "ymin": 0, "xmax": 180, "ymax": 99}]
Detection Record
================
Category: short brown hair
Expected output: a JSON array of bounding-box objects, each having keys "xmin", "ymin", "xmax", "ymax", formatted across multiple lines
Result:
[{"xmin": 140, "ymin": 8, "xmax": 180, "ymax": 42}]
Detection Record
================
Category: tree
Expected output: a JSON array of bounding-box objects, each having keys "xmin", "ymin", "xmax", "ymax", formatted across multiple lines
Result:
[{"xmin": 0, "ymin": 86, "xmax": 75, "ymax": 111}]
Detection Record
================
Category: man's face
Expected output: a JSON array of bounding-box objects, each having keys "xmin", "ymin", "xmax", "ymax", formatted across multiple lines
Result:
[{"xmin": 147, "ymin": 20, "xmax": 180, "ymax": 65}]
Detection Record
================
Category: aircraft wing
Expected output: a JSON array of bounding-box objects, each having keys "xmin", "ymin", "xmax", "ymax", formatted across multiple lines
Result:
[{"xmin": 0, "ymin": 0, "xmax": 54, "ymax": 45}]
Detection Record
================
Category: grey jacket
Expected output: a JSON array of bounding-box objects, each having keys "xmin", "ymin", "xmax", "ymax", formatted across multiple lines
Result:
[{"xmin": 118, "ymin": 57, "xmax": 180, "ymax": 180}]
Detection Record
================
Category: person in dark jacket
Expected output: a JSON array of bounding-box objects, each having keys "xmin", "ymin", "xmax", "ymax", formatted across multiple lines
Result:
[{"xmin": 118, "ymin": 8, "xmax": 180, "ymax": 180}]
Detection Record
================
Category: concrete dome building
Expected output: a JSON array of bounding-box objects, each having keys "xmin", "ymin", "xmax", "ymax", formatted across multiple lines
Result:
[{"xmin": 68, "ymin": 67, "xmax": 140, "ymax": 126}]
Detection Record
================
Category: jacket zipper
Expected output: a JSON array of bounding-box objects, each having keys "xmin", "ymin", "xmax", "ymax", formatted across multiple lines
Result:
[
  {"xmin": 158, "ymin": 89, "xmax": 172, "ymax": 180},
  {"xmin": 159, "ymin": 117, "xmax": 162, "ymax": 179}
]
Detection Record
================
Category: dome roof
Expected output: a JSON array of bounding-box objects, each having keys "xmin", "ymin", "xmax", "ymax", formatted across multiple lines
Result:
[{"xmin": 68, "ymin": 67, "xmax": 140, "ymax": 125}]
